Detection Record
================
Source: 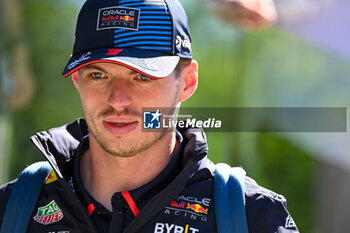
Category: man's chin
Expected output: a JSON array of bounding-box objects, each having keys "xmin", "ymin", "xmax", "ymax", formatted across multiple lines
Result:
[{"xmin": 93, "ymin": 131, "xmax": 167, "ymax": 158}]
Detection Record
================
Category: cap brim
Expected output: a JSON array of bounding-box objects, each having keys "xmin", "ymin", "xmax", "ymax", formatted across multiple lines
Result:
[{"xmin": 62, "ymin": 48, "xmax": 180, "ymax": 79}]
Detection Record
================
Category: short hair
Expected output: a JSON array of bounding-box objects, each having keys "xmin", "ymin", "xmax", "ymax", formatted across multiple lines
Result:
[{"xmin": 174, "ymin": 58, "xmax": 191, "ymax": 78}]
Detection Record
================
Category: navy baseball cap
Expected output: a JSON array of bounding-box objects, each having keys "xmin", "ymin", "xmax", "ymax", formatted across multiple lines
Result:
[{"xmin": 62, "ymin": 0, "xmax": 192, "ymax": 79}]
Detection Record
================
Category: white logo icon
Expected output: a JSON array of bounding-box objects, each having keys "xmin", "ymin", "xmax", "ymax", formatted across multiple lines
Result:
[{"xmin": 176, "ymin": 35, "xmax": 191, "ymax": 51}]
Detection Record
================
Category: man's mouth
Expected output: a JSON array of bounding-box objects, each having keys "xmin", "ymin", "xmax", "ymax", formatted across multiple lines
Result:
[
  {"xmin": 110, "ymin": 122, "xmax": 134, "ymax": 126},
  {"xmin": 103, "ymin": 120, "xmax": 138, "ymax": 136}
]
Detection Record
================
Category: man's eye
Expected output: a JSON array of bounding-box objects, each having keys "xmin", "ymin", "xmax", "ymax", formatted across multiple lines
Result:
[
  {"xmin": 90, "ymin": 72, "xmax": 105, "ymax": 79},
  {"xmin": 138, "ymin": 74, "xmax": 151, "ymax": 81}
]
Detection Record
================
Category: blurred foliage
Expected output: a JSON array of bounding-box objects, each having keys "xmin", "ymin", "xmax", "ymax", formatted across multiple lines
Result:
[
  {"xmin": 5, "ymin": 0, "xmax": 83, "ymax": 178},
  {"xmin": 251, "ymin": 133, "xmax": 316, "ymax": 231},
  {"xmin": 3, "ymin": 0, "xmax": 350, "ymax": 232},
  {"xmin": 181, "ymin": 2, "xmax": 324, "ymax": 232}
]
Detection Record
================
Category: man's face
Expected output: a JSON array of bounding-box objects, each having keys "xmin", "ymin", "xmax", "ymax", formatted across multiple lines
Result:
[{"xmin": 73, "ymin": 62, "xmax": 184, "ymax": 157}]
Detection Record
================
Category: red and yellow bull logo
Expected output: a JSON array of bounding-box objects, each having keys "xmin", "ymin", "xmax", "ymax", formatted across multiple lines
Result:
[
  {"xmin": 186, "ymin": 203, "xmax": 208, "ymax": 215},
  {"xmin": 120, "ymin": 16, "xmax": 134, "ymax": 21}
]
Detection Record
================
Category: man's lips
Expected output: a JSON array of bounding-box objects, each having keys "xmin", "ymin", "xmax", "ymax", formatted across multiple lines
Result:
[
  {"xmin": 103, "ymin": 117, "xmax": 139, "ymax": 136},
  {"xmin": 103, "ymin": 116, "xmax": 139, "ymax": 122},
  {"xmin": 108, "ymin": 122, "xmax": 135, "ymax": 126}
]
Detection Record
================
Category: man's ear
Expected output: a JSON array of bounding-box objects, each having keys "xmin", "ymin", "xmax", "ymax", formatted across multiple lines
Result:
[
  {"xmin": 178, "ymin": 60, "xmax": 198, "ymax": 103},
  {"xmin": 71, "ymin": 71, "xmax": 79, "ymax": 91}
]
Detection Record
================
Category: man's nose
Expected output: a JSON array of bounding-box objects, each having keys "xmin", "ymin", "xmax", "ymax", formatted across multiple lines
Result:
[{"xmin": 107, "ymin": 81, "xmax": 132, "ymax": 110}]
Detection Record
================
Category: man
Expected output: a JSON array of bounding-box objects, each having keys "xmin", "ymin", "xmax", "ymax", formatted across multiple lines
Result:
[{"xmin": 0, "ymin": 0, "xmax": 298, "ymax": 232}]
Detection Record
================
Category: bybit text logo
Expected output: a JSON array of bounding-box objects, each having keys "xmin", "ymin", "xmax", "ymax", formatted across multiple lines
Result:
[{"xmin": 154, "ymin": 223, "xmax": 199, "ymax": 233}]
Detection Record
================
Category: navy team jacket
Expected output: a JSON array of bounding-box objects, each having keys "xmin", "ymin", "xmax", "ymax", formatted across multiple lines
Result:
[{"xmin": 0, "ymin": 119, "xmax": 299, "ymax": 233}]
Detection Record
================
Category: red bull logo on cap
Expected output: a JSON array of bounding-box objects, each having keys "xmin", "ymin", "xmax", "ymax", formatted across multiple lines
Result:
[
  {"xmin": 97, "ymin": 7, "xmax": 140, "ymax": 31},
  {"xmin": 120, "ymin": 16, "xmax": 134, "ymax": 21}
]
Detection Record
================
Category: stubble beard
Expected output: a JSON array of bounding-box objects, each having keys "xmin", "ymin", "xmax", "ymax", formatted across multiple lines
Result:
[
  {"xmin": 85, "ymin": 108, "xmax": 168, "ymax": 158},
  {"xmin": 91, "ymin": 121, "xmax": 168, "ymax": 158}
]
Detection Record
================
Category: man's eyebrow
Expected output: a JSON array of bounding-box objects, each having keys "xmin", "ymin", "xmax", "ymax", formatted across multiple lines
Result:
[
  {"xmin": 79, "ymin": 64, "xmax": 137, "ymax": 75},
  {"xmin": 80, "ymin": 64, "xmax": 108, "ymax": 73}
]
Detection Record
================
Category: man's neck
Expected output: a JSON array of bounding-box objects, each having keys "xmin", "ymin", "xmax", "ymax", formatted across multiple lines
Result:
[{"xmin": 79, "ymin": 132, "xmax": 178, "ymax": 211}]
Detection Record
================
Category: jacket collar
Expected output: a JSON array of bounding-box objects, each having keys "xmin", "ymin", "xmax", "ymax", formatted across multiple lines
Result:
[
  {"xmin": 30, "ymin": 118, "xmax": 211, "ymax": 232},
  {"xmin": 30, "ymin": 119, "xmax": 87, "ymax": 178}
]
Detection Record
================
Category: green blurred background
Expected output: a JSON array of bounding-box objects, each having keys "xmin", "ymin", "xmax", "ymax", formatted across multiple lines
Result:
[{"xmin": 1, "ymin": 0, "xmax": 350, "ymax": 232}]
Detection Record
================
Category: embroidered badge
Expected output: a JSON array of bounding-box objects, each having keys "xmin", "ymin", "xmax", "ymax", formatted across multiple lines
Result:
[
  {"xmin": 33, "ymin": 200, "xmax": 64, "ymax": 225},
  {"xmin": 164, "ymin": 196, "xmax": 212, "ymax": 222},
  {"xmin": 97, "ymin": 7, "xmax": 140, "ymax": 31},
  {"xmin": 45, "ymin": 170, "xmax": 58, "ymax": 184}
]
